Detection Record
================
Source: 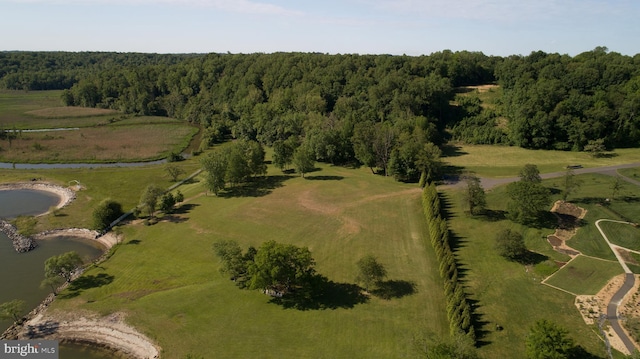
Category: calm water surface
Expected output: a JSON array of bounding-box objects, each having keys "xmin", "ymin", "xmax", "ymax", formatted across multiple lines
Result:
[{"xmin": 0, "ymin": 190, "xmax": 115, "ymax": 358}]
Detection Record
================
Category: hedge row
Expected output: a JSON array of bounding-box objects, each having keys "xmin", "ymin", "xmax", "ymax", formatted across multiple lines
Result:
[{"xmin": 422, "ymin": 182, "xmax": 476, "ymax": 341}]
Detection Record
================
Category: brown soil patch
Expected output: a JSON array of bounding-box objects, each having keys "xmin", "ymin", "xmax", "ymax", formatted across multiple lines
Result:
[{"xmin": 547, "ymin": 201, "xmax": 586, "ymax": 258}]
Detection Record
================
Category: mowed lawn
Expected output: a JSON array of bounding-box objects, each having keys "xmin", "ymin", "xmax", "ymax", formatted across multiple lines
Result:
[
  {"xmin": 544, "ymin": 255, "xmax": 624, "ymax": 295},
  {"xmin": 0, "ymin": 124, "xmax": 197, "ymax": 163},
  {"xmin": 443, "ymin": 144, "xmax": 640, "ymax": 177},
  {"xmin": 50, "ymin": 164, "xmax": 449, "ymax": 358},
  {"xmin": 599, "ymin": 221, "xmax": 640, "ymax": 252}
]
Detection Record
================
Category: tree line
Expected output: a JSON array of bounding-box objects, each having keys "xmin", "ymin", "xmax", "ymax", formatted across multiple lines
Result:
[
  {"xmin": 422, "ymin": 182, "xmax": 476, "ymax": 341},
  {"xmin": 2, "ymin": 49, "xmax": 640, "ymax": 174}
]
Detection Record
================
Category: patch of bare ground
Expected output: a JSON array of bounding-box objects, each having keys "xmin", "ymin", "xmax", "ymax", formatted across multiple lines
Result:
[
  {"xmin": 462, "ymin": 84, "xmax": 499, "ymax": 92},
  {"xmin": 547, "ymin": 201, "xmax": 586, "ymax": 257}
]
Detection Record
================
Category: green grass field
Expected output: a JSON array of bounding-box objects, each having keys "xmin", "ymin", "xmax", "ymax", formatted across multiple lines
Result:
[
  {"xmin": 443, "ymin": 188, "xmax": 608, "ymax": 358},
  {"xmin": 0, "ymin": 124, "xmax": 197, "ymax": 163},
  {"xmin": 599, "ymin": 221, "xmax": 640, "ymax": 251},
  {"xmin": 0, "ymin": 90, "xmax": 197, "ymax": 163},
  {"xmin": 46, "ymin": 163, "xmax": 449, "ymax": 358},
  {"xmin": 544, "ymin": 255, "xmax": 624, "ymax": 295},
  {"xmin": 443, "ymin": 144, "xmax": 640, "ymax": 177}
]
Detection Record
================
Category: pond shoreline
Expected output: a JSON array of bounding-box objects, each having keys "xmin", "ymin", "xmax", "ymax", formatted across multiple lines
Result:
[{"xmin": 0, "ymin": 182, "xmax": 160, "ymax": 359}]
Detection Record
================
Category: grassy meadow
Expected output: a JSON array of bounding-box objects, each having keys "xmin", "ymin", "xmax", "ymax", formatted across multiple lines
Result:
[
  {"xmin": 46, "ymin": 162, "xmax": 449, "ymax": 358},
  {"xmin": 0, "ymin": 124, "xmax": 197, "ymax": 163},
  {"xmin": 443, "ymin": 144, "xmax": 640, "ymax": 177},
  {"xmin": 0, "ymin": 90, "xmax": 198, "ymax": 163}
]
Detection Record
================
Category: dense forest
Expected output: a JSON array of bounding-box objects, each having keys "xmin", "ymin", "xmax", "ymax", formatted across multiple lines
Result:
[{"xmin": 1, "ymin": 49, "xmax": 639, "ymax": 178}]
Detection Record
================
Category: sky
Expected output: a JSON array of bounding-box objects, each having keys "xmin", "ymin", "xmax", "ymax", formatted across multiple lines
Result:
[{"xmin": 1, "ymin": 0, "xmax": 639, "ymax": 56}]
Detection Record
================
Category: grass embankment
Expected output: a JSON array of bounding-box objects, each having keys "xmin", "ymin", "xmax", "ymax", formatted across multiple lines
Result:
[{"xmin": 48, "ymin": 163, "xmax": 448, "ymax": 358}]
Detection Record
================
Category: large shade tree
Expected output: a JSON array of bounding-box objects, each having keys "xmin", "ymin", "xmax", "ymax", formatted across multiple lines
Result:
[{"xmin": 247, "ymin": 240, "xmax": 315, "ymax": 294}]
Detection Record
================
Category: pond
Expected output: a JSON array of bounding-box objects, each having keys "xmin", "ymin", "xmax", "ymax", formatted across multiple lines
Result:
[{"xmin": 0, "ymin": 189, "xmax": 116, "ymax": 358}]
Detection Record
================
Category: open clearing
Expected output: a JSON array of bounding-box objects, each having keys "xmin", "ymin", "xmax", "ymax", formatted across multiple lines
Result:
[
  {"xmin": 0, "ymin": 124, "xmax": 196, "ymax": 163},
  {"xmin": 45, "ymin": 163, "xmax": 448, "ymax": 358},
  {"xmin": 25, "ymin": 107, "xmax": 119, "ymax": 118},
  {"xmin": 443, "ymin": 144, "xmax": 640, "ymax": 177}
]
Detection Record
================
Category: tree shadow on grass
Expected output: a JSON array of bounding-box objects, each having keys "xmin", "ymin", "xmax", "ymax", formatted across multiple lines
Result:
[
  {"xmin": 467, "ymin": 298, "xmax": 492, "ymax": 348},
  {"xmin": 305, "ymin": 175, "xmax": 344, "ymax": 181},
  {"xmin": 60, "ymin": 273, "xmax": 114, "ymax": 299},
  {"xmin": 219, "ymin": 175, "xmax": 293, "ymax": 198},
  {"xmin": 475, "ymin": 209, "xmax": 507, "ymax": 222},
  {"xmin": 370, "ymin": 280, "xmax": 416, "ymax": 300},
  {"xmin": 269, "ymin": 275, "xmax": 368, "ymax": 310},
  {"xmin": 173, "ymin": 203, "xmax": 199, "ymax": 215},
  {"xmin": 126, "ymin": 239, "xmax": 142, "ymax": 245},
  {"xmin": 515, "ymin": 251, "xmax": 549, "ymax": 265}
]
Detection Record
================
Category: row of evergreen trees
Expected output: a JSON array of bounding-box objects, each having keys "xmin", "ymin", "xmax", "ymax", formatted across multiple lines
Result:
[{"xmin": 422, "ymin": 182, "xmax": 475, "ymax": 341}]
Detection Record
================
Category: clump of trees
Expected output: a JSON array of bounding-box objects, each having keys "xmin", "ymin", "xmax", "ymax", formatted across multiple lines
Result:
[
  {"xmin": 496, "ymin": 47, "xmax": 640, "ymax": 151},
  {"xmin": 201, "ymin": 140, "xmax": 267, "ymax": 194},
  {"xmin": 212, "ymin": 239, "xmax": 315, "ymax": 295},
  {"xmin": 422, "ymin": 182, "xmax": 475, "ymax": 341}
]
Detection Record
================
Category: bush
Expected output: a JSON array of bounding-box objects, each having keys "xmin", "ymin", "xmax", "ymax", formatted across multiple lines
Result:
[{"xmin": 92, "ymin": 199, "xmax": 124, "ymax": 230}]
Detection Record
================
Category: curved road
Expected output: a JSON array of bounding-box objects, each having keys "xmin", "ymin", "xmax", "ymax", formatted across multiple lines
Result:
[{"xmin": 596, "ymin": 219, "xmax": 638, "ymax": 354}]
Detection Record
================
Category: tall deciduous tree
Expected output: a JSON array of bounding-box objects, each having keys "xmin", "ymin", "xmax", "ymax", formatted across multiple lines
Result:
[
  {"xmin": 212, "ymin": 239, "xmax": 249, "ymax": 282},
  {"xmin": 507, "ymin": 164, "xmax": 551, "ymax": 225},
  {"xmin": 561, "ymin": 168, "xmax": 581, "ymax": 201},
  {"xmin": 201, "ymin": 150, "xmax": 228, "ymax": 195},
  {"xmin": 462, "ymin": 174, "xmax": 486, "ymax": 215},
  {"xmin": 494, "ymin": 229, "xmax": 527, "ymax": 261},
  {"xmin": 139, "ymin": 184, "xmax": 164, "ymax": 217},
  {"xmin": 292, "ymin": 144, "xmax": 315, "ymax": 178},
  {"xmin": 355, "ymin": 255, "xmax": 387, "ymax": 292},
  {"xmin": 525, "ymin": 319, "xmax": 574, "ymax": 359},
  {"xmin": 247, "ymin": 240, "xmax": 315, "ymax": 293},
  {"xmin": 44, "ymin": 251, "xmax": 83, "ymax": 283},
  {"xmin": 519, "ymin": 164, "xmax": 542, "ymax": 183},
  {"xmin": 506, "ymin": 180, "xmax": 551, "ymax": 225},
  {"xmin": 165, "ymin": 163, "xmax": 186, "ymax": 182}
]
